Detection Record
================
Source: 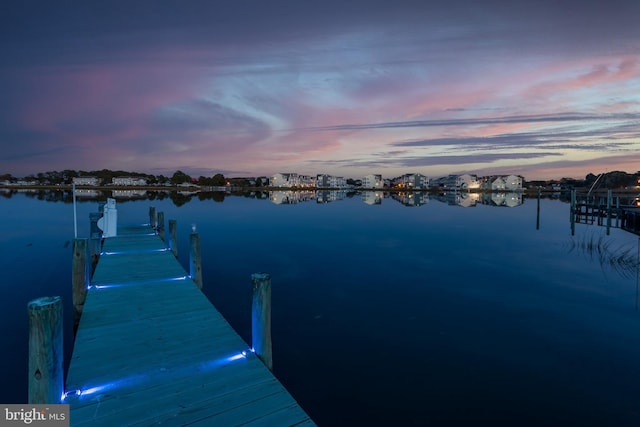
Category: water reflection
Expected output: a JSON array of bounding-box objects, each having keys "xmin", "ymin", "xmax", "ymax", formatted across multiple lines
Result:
[{"xmin": 0, "ymin": 188, "xmax": 530, "ymax": 208}]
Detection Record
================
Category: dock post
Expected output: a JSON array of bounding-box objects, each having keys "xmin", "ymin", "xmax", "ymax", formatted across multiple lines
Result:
[
  {"xmin": 251, "ymin": 273, "xmax": 273, "ymax": 372},
  {"xmin": 28, "ymin": 296, "xmax": 63, "ymax": 404},
  {"xmin": 606, "ymin": 189, "xmax": 612, "ymax": 235},
  {"xmin": 536, "ymin": 188, "xmax": 541, "ymax": 230},
  {"xmin": 158, "ymin": 211, "xmax": 165, "ymax": 242},
  {"xmin": 570, "ymin": 190, "xmax": 576, "ymax": 235},
  {"xmin": 149, "ymin": 206, "xmax": 157, "ymax": 229},
  {"xmin": 89, "ymin": 212, "xmax": 102, "ymax": 272},
  {"xmin": 169, "ymin": 219, "xmax": 178, "ymax": 257},
  {"xmin": 72, "ymin": 238, "xmax": 89, "ymax": 327},
  {"xmin": 190, "ymin": 227, "xmax": 203, "ymax": 289}
]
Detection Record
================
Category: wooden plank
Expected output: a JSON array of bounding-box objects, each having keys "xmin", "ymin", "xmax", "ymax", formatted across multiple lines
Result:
[{"xmin": 65, "ymin": 223, "xmax": 315, "ymax": 426}]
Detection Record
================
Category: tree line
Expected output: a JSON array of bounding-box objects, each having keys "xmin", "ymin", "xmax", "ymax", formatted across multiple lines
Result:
[{"xmin": 0, "ymin": 169, "xmax": 234, "ymax": 187}]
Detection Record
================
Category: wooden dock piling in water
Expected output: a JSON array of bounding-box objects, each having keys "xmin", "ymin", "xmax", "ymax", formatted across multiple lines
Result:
[
  {"xmin": 28, "ymin": 296, "xmax": 63, "ymax": 404},
  {"xmin": 570, "ymin": 190, "xmax": 640, "ymax": 236},
  {"xmin": 190, "ymin": 228, "xmax": 203, "ymax": 289},
  {"xmin": 71, "ymin": 238, "xmax": 88, "ymax": 327},
  {"xmin": 252, "ymin": 273, "xmax": 273, "ymax": 372},
  {"xmin": 168, "ymin": 219, "xmax": 178, "ymax": 257}
]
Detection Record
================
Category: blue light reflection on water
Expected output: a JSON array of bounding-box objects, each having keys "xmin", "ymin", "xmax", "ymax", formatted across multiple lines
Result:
[{"xmin": 1, "ymin": 191, "xmax": 639, "ymax": 426}]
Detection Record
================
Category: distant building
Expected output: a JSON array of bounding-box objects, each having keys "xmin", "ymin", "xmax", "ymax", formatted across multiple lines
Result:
[
  {"xmin": 112, "ymin": 176, "xmax": 147, "ymax": 186},
  {"xmin": 270, "ymin": 173, "xmax": 299, "ymax": 187},
  {"xmin": 316, "ymin": 174, "xmax": 347, "ymax": 188},
  {"xmin": 73, "ymin": 176, "xmax": 100, "ymax": 186},
  {"xmin": 393, "ymin": 173, "xmax": 429, "ymax": 189},
  {"xmin": 481, "ymin": 175, "xmax": 523, "ymax": 191},
  {"xmin": 298, "ymin": 175, "xmax": 315, "ymax": 187},
  {"xmin": 442, "ymin": 174, "xmax": 479, "ymax": 190},
  {"xmin": 504, "ymin": 175, "xmax": 523, "ymax": 191},
  {"xmin": 363, "ymin": 174, "xmax": 383, "ymax": 189}
]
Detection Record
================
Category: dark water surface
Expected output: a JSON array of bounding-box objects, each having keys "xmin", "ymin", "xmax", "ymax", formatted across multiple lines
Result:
[{"xmin": 2, "ymin": 190, "xmax": 639, "ymax": 426}]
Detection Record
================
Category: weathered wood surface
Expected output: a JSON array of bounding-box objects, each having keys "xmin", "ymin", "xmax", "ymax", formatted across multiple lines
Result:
[
  {"xmin": 251, "ymin": 273, "xmax": 273, "ymax": 372},
  {"xmin": 65, "ymin": 224, "xmax": 314, "ymax": 426},
  {"xmin": 28, "ymin": 296, "xmax": 64, "ymax": 404}
]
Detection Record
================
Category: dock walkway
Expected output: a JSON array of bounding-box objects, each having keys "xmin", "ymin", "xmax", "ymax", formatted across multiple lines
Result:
[{"xmin": 64, "ymin": 224, "xmax": 315, "ymax": 426}]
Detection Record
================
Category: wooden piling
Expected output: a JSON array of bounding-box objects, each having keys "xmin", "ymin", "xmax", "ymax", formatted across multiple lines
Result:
[
  {"xmin": 606, "ymin": 189, "xmax": 612, "ymax": 235},
  {"xmin": 72, "ymin": 238, "xmax": 88, "ymax": 327},
  {"xmin": 157, "ymin": 211, "xmax": 165, "ymax": 242},
  {"xmin": 149, "ymin": 206, "xmax": 157, "ymax": 229},
  {"xmin": 28, "ymin": 296, "xmax": 63, "ymax": 404},
  {"xmin": 570, "ymin": 190, "xmax": 576, "ymax": 235},
  {"xmin": 251, "ymin": 273, "xmax": 273, "ymax": 372},
  {"xmin": 169, "ymin": 219, "xmax": 178, "ymax": 257},
  {"xmin": 536, "ymin": 188, "xmax": 541, "ymax": 230},
  {"xmin": 189, "ymin": 230, "xmax": 202, "ymax": 289}
]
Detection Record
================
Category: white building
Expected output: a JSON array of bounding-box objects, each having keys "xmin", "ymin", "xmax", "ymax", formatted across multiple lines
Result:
[
  {"xmin": 316, "ymin": 174, "xmax": 347, "ymax": 188},
  {"xmin": 481, "ymin": 175, "xmax": 523, "ymax": 191},
  {"xmin": 504, "ymin": 175, "xmax": 523, "ymax": 191},
  {"xmin": 270, "ymin": 173, "xmax": 299, "ymax": 187},
  {"xmin": 112, "ymin": 176, "xmax": 147, "ymax": 186},
  {"xmin": 393, "ymin": 173, "xmax": 429, "ymax": 189},
  {"xmin": 73, "ymin": 176, "xmax": 100, "ymax": 186},
  {"xmin": 442, "ymin": 174, "xmax": 480, "ymax": 190},
  {"xmin": 363, "ymin": 174, "xmax": 383, "ymax": 189},
  {"xmin": 298, "ymin": 175, "xmax": 315, "ymax": 187}
]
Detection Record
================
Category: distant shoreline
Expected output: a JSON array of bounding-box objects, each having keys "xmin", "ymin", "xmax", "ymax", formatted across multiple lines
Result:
[{"xmin": 1, "ymin": 184, "xmax": 637, "ymax": 196}]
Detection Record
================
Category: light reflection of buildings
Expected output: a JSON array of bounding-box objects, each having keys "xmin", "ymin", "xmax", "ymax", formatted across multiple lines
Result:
[
  {"xmin": 482, "ymin": 193, "xmax": 523, "ymax": 207},
  {"xmin": 75, "ymin": 189, "xmax": 101, "ymax": 198},
  {"xmin": 455, "ymin": 192, "xmax": 480, "ymax": 207},
  {"xmin": 112, "ymin": 189, "xmax": 147, "ymax": 199},
  {"xmin": 362, "ymin": 191, "xmax": 382, "ymax": 205},
  {"xmin": 316, "ymin": 190, "xmax": 347, "ymax": 203},
  {"xmin": 269, "ymin": 191, "xmax": 315, "ymax": 204},
  {"xmin": 391, "ymin": 192, "xmax": 428, "ymax": 207}
]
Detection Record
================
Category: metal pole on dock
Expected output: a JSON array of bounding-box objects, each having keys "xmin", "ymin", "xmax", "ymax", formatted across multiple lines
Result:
[
  {"xmin": 157, "ymin": 211, "xmax": 165, "ymax": 242},
  {"xmin": 28, "ymin": 296, "xmax": 63, "ymax": 404},
  {"xmin": 72, "ymin": 238, "xmax": 89, "ymax": 328},
  {"xmin": 190, "ymin": 227, "xmax": 203, "ymax": 289},
  {"xmin": 169, "ymin": 219, "xmax": 178, "ymax": 257},
  {"xmin": 251, "ymin": 273, "xmax": 273, "ymax": 372}
]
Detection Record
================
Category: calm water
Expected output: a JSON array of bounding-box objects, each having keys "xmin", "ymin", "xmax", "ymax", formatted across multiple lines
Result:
[{"xmin": 2, "ymin": 189, "xmax": 640, "ymax": 426}]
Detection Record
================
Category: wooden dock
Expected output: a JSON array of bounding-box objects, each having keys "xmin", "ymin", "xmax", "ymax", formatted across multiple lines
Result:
[{"xmin": 63, "ymin": 223, "xmax": 315, "ymax": 426}]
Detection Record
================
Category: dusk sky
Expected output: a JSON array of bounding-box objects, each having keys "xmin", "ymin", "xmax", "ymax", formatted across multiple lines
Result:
[{"xmin": 1, "ymin": 1, "xmax": 639, "ymax": 180}]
